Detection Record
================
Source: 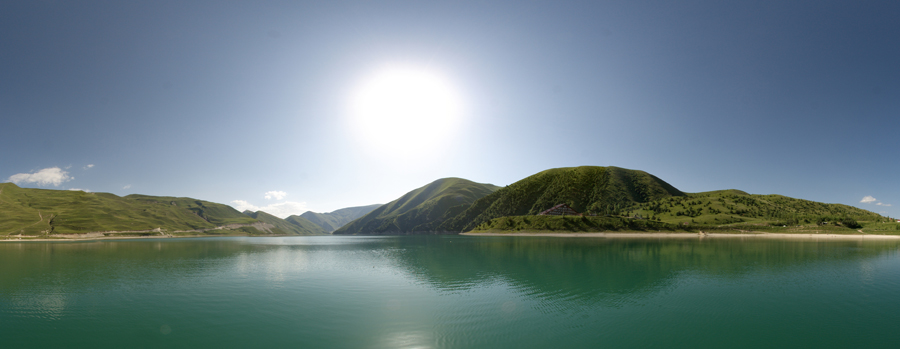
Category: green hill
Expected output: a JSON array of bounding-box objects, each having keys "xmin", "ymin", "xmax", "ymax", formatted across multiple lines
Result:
[
  {"xmin": 440, "ymin": 166, "xmax": 684, "ymax": 232},
  {"xmin": 620, "ymin": 190, "xmax": 889, "ymax": 233},
  {"xmin": 5, "ymin": 165, "xmax": 890, "ymax": 238},
  {"xmin": 457, "ymin": 167, "xmax": 891, "ymax": 235},
  {"xmin": 333, "ymin": 178, "xmax": 500, "ymax": 235},
  {"xmin": 471, "ymin": 190, "xmax": 892, "ymax": 234},
  {"xmin": 295, "ymin": 204, "xmax": 381, "ymax": 232},
  {"xmin": 0, "ymin": 183, "xmax": 290, "ymax": 238},
  {"xmin": 244, "ymin": 211, "xmax": 326, "ymax": 235},
  {"xmin": 126, "ymin": 194, "xmax": 257, "ymax": 226}
]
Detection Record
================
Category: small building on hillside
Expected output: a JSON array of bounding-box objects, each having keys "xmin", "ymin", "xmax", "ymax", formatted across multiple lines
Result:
[{"xmin": 538, "ymin": 204, "xmax": 580, "ymax": 216}]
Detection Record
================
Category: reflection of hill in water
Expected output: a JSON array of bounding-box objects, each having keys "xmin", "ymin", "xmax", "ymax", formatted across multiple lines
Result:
[
  {"xmin": 0, "ymin": 236, "xmax": 398, "ymax": 295},
  {"xmin": 386, "ymin": 236, "xmax": 900, "ymax": 305},
  {"xmin": 3, "ymin": 236, "xmax": 900, "ymax": 308},
  {"xmin": 0, "ymin": 238, "xmax": 300, "ymax": 294}
]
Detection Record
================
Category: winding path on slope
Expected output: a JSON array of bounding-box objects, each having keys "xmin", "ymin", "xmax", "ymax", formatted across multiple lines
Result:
[{"xmin": 0, "ymin": 185, "xmax": 54, "ymax": 235}]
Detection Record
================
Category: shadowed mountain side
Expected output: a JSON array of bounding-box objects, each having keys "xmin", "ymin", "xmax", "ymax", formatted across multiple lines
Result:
[
  {"xmin": 285, "ymin": 215, "xmax": 328, "ymax": 235},
  {"xmin": 333, "ymin": 178, "xmax": 500, "ymax": 235},
  {"xmin": 296, "ymin": 204, "xmax": 381, "ymax": 232},
  {"xmin": 0, "ymin": 183, "xmax": 256, "ymax": 236},
  {"xmin": 440, "ymin": 166, "xmax": 684, "ymax": 232},
  {"xmin": 244, "ymin": 211, "xmax": 327, "ymax": 235}
]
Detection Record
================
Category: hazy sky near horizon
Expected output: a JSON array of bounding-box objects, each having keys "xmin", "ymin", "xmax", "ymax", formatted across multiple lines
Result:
[{"xmin": 2, "ymin": 0, "xmax": 899, "ymax": 218}]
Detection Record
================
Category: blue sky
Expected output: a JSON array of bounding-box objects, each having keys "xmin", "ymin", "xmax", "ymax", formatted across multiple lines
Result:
[{"xmin": 2, "ymin": 1, "xmax": 898, "ymax": 218}]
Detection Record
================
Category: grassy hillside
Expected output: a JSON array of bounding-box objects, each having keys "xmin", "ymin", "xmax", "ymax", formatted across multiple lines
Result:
[
  {"xmin": 441, "ymin": 166, "xmax": 684, "ymax": 232},
  {"xmin": 622, "ymin": 190, "xmax": 893, "ymax": 234},
  {"xmin": 245, "ymin": 211, "xmax": 326, "ymax": 235},
  {"xmin": 466, "ymin": 188, "xmax": 893, "ymax": 235},
  {"xmin": 333, "ymin": 178, "xmax": 500, "ymax": 235},
  {"xmin": 0, "ymin": 183, "xmax": 265, "ymax": 237},
  {"xmin": 471, "ymin": 215, "xmax": 683, "ymax": 233},
  {"xmin": 126, "ymin": 194, "xmax": 256, "ymax": 226},
  {"xmin": 296, "ymin": 204, "xmax": 381, "ymax": 232}
]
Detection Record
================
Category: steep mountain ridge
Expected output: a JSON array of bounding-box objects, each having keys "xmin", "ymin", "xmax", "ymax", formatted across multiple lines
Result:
[
  {"xmin": 244, "ymin": 211, "xmax": 326, "ymax": 235},
  {"xmin": 295, "ymin": 204, "xmax": 381, "ymax": 232},
  {"xmin": 333, "ymin": 178, "xmax": 500, "ymax": 235}
]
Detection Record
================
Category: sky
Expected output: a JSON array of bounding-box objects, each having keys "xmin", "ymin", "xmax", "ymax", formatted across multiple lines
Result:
[{"xmin": 2, "ymin": 0, "xmax": 898, "ymax": 218}]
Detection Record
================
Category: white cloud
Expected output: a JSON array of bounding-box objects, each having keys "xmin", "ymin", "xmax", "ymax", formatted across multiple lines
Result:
[
  {"xmin": 264, "ymin": 191, "xmax": 287, "ymax": 200},
  {"xmin": 231, "ymin": 200, "xmax": 255, "ymax": 211},
  {"xmin": 230, "ymin": 199, "xmax": 307, "ymax": 218},
  {"xmin": 8, "ymin": 167, "xmax": 73, "ymax": 186},
  {"xmin": 861, "ymin": 196, "xmax": 891, "ymax": 207},
  {"xmin": 68, "ymin": 188, "xmax": 90, "ymax": 192},
  {"xmin": 123, "ymin": 184, "xmax": 132, "ymax": 189},
  {"xmin": 84, "ymin": 164, "xmax": 94, "ymax": 170}
]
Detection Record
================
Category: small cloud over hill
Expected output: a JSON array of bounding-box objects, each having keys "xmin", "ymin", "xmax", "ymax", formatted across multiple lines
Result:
[
  {"xmin": 8, "ymin": 167, "xmax": 73, "ymax": 186},
  {"xmin": 231, "ymin": 199, "xmax": 307, "ymax": 218},
  {"xmin": 861, "ymin": 195, "xmax": 890, "ymax": 207},
  {"xmin": 264, "ymin": 191, "xmax": 287, "ymax": 200}
]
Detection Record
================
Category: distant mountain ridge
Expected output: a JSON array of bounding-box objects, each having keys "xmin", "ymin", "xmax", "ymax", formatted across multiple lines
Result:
[
  {"xmin": 3, "ymin": 165, "xmax": 890, "ymax": 239},
  {"xmin": 335, "ymin": 166, "xmax": 890, "ymax": 235},
  {"xmin": 243, "ymin": 210, "xmax": 326, "ymax": 235},
  {"xmin": 0, "ymin": 183, "xmax": 319, "ymax": 238},
  {"xmin": 333, "ymin": 178, "xmax": 500, "ymax": 235},
  {"xmin": 294, "ymin": 204, "xmax": 381, "ymax": 233}
]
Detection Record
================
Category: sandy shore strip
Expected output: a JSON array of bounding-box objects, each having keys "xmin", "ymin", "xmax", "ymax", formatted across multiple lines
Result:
[
  {"xmin": 0, "ymin": 234, "xmax": 293, "ymax": 242},
  {"xmin": 462, "ymin": 231, "xmax": 900, "ymax": 240}
]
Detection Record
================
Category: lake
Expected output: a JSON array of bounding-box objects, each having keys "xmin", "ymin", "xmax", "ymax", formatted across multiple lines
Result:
[{"xmin": 3, "ymin": 235, "xmax": 900, "ymax": 348}]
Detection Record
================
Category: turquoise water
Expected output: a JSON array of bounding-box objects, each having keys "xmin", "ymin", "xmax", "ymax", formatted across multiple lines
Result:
[{"xmin": 2, "ymin": 236, "xmax": 900, "ymax": 348}]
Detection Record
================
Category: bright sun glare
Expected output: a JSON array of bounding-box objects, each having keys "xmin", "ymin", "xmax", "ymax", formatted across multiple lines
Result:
[{"xmin": 349, "ymin": 66, "xmax": 464, "ymax": 156}]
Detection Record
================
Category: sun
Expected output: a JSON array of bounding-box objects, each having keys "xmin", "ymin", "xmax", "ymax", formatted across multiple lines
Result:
[{"xmin": 348, "ymin": 66, "xmax": 464, "ymax": 156}]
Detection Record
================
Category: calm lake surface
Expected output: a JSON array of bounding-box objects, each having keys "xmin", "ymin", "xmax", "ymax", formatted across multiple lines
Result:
[{"xmin": 3, "ymin": 235, "xmax": 900, "ymax": 348}]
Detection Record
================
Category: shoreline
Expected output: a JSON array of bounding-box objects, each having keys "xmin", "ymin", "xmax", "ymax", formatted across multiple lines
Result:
[
  {"xmin": 0, "ymin": 234, "xmax": 301, "ymax": 242},
  {"xmin": 461, "ymin": 231, "xmax": 900, "ymax": 240},
  {"xmin": 5, "ymin": 231, "xmax": 900, "ymax": 242}
]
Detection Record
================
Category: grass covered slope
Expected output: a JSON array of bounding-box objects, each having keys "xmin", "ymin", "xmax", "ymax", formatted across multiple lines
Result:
[
  {"xmin": 467, "ymin": 188, "xmax": 893, "ymax": 235},
  {"xmin": 245, "ymin": 211, "xmax": 326, "ymax": 235},
  {"xmin": 126, "ymin": 194, "xmax": 256, "ymax": 226},
  {"xmin": 472, "ymin": 215, "xmax": 683, "ymax": 233},
  {"xmin": 441, "ymin": 166, "xmax": 684, "ymax": 232},
  {"xmin": 296, "ymin": 204, "xmax": 381, "ymax": 232},
  {"xmin": 624, "ymin": 190, "xmax": 892, "ymax": 234},
  {"xmin": 333, "ymin": 178, "xmax": 500, "ymax": 235},
  {"xmin": 0, "ymin": 183, "xmax": 268, "ymax": 237}
]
